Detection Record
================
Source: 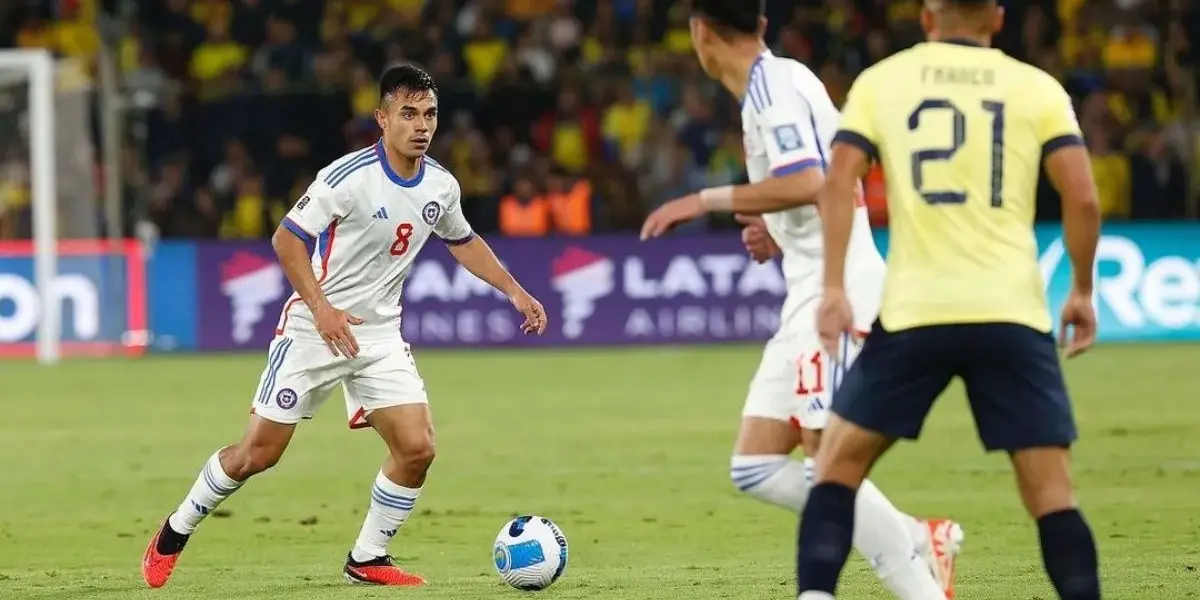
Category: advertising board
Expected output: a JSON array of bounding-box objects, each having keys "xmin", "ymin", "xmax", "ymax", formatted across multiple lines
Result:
[
  {"xmin": 192, "ymin": 235, "xmax": 786, "ymax": 350},
  {"xmin": 0, "ymin": 240, "xmax": 146, "ymax": 357},
  {"xmin": 136, "ymin": 223, "xmax": 1200, "ymax": 352}
]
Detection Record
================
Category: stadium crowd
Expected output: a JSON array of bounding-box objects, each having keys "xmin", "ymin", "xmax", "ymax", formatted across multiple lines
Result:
[{"xmin": 0, "ymin": 0, "xmax": 1198, "ymax": 240}]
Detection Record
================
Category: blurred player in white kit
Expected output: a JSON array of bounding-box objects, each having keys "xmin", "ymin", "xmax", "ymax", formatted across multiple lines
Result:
[
  {"xmin": 141, "ymin": 64, "xmax": 548, "ymax": 588},
  {"xmin": 641, "ymin": 1, "xmax": 962, "ymax": 598}
]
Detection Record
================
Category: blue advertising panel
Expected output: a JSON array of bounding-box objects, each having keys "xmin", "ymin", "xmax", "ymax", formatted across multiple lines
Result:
[
  {"xmin": 142, "ymin": 223, "xmax": 1200, "ymax": 352},
  {"xmin": 145, "ymin": 242, "xmax": 199, "ymax": 351},
  {"xmin": 1039, "ymin": 223, "xmax": 1200, "ymax": 342},
  {"xmin": 874, "ymin": 223, "xmax": 1200, "ymax": 342}
]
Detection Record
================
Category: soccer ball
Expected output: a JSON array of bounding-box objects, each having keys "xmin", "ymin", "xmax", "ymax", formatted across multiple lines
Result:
[{"xmin": 492, "ymin": 515, "xmax": 568, "ymax": 590}]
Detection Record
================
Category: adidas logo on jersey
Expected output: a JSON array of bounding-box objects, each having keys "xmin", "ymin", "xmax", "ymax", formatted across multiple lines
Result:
[{"xmin": 373, "ymin": 207, "xmax": 389, "ymax": 220}]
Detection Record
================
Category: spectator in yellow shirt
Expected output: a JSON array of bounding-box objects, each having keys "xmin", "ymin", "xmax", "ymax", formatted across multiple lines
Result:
[
  {"xmin": 463, "ymin": 21, "xmax": 509, "ymax": 90},
  {"xmin": 1087, "ymin": 127, "xmax": 1131, "ymax": 219},
  {"xmin": 330, "ymin": 0, "xmax": 380, "ymax": 34},
  {"xmin": 707, "ymin": 130, "xmax": 745, "ymax": 188},
  {"xmin": 191, "ymin": 20, "xmax": 248, "ymax": 82},
  {"xmin": 602, "ymin": 83, "xmax": 651, "ymax": 167},
  {"xmin": 661, "ymin": 4, "xmax": 692, "ymax": 55},
  {"xmin": 0, "ymin": 165, "xmax": 31, "ymax": 240},
  {"xmin": 1057, "ymin": 0, "xmax": 1086, "ymax": 26},
  {"xmin": 349, "ymin": 63, "xmax": 377, "ymax": 121},
  {"xmin": 220, "ymin": 174, "xmax": 284, "ymax": 239},
  {"xmin": 52, "ymin": 2, "xmax": 100, "ymax": 64},
  {"xmin": 1103, "ymin": 24, "xmax": 1158, "ymax": 72},
  {"xmin": 1108, "ymin": 88, "xmax": 1174, "ymax": 129},
  {"xmin": 1058, "ymin": 3, "xmax": 1107, "ymax": 70}
]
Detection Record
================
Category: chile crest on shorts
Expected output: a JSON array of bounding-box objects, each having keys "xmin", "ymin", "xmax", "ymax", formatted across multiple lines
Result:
[{"xmin": 276, "ymin": 388, "xmax": 298, "ymax": 409}]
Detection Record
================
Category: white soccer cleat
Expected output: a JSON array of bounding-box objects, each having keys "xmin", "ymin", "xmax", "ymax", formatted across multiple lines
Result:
[{"xmin": 920, "ymin": 518, "xmax": 963, "ymax": 599}]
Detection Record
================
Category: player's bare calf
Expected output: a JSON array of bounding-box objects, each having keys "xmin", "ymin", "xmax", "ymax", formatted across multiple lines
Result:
[
  {"xmin": 222, "ymin": 416, "xmax": 296, "ymax": 479},
  {"xmin": 369, "ymin": 403, "xmax": 436, "ymax": 487}
]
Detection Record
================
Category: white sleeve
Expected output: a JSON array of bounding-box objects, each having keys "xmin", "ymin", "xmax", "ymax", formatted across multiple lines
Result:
[
  {"xmin": 282, "ymin": 179, "xmax": 346, "ymax": 242},
  {"xmin": 434, "ymin": 179, "xmax": 474, "ymax": 245},
  {"xmin": 747, "ymin": 68, "xmax": 825, "ymax": 177}
]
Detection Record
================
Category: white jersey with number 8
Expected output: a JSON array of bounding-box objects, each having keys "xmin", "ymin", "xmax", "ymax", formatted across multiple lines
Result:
[
  {"xmin": 252, "ymin": 140, "xmax": 474, "ymax": 430},
  {"xmin": 278, "ymin": 139, "xmax": 474, "ymax": 343}
]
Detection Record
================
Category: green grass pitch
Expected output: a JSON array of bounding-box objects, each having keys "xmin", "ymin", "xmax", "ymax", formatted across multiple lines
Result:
[{"xmin": 1, "ymin": 344, "xmax": 1198, "ymax": 599}]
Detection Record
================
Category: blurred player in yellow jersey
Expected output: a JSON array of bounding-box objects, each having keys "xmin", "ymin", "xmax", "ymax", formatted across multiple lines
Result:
[{"xmin": 795, "ymin": 2, "xmax": 1103, "ymax": 600}]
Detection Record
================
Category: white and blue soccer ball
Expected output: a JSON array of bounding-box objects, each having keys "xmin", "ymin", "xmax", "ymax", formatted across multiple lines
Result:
[{"xmin": 493, "ymin": 516, "xmax": 568, "ymax": 590}]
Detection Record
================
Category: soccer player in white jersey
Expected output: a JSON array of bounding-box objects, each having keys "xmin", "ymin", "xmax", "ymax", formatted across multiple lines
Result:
[
  {"xmin": 141, "ymin": 65, "xmax": 548, "ymax": 588},
  {"xmin": 641, "ymin": 2, "xmax": 960, "ymax": 598}
]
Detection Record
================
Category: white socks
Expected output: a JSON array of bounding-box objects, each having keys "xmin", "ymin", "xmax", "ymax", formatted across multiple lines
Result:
[
  {"xmin": 168, "ymin": 451, "xmax": 244, "ymax": 535},
  {"xmin": 905, "ymin": 514, "xmax": 932, "ymax": 556},
  {"xmin": 731, "ymin": 454, "xmax": 814, "ymax": 511},
  {"xmin": 350, "ymin": 471, "xmax": 421, "ymax": 562},
  {"xmin": 854, "ymin": 480, "xmax": 946, "ymax": 600},
  {"xmin": 733, "ymin": 455, "xmax": 943, "ymax": 600}
]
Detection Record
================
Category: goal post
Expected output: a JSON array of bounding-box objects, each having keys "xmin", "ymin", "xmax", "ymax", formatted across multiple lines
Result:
[
  {"xmin": 0, "ymin": 49, "xmax": 144, "ymax": 364},
  {"xmin": 0, "ymin": 49, "xmax": 57, "ymax": 364}
]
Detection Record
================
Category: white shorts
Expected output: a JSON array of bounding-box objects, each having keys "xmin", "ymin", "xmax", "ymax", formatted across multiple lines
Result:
[
  {"xmin": 742, "ymin": 328, "xmax": 865, "ymax": 430},
  {"xmin": 249, "ymin": 335, "xmax": 428, "ymax": 429}
]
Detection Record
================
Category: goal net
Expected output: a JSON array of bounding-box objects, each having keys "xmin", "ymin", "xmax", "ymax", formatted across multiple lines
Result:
[{"xmin": 0, "ymin": 50, "xmax": 146, "ymax": 363}]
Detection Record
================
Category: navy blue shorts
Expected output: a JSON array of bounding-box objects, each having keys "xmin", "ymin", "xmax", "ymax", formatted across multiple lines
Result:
[{"xmin": 832, "ymin": 320, "xmax": 1078, "ymax": 452}]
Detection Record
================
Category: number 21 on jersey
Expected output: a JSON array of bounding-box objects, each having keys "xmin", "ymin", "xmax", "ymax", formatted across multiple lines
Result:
[{"xmin": 908, "ymin": 98, "xmax": 1004, "ymax": 207}]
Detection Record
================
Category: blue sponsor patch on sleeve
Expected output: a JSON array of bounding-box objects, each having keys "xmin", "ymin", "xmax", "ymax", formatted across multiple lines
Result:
[{"xmin": 773, "ymin": 124, "xmax": 804, "ymax": 153}]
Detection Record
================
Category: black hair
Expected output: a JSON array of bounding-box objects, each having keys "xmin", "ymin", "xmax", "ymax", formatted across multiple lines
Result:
[
  {"xmin": 689, "ymin": 0, "xmax": 764, "ymax": 35},
  {"xmin": 378, "ymin": 64, "xmax": 438, "ymax": 104}
]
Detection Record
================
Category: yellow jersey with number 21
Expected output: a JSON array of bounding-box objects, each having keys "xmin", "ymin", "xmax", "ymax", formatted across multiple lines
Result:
[{"xmin": 834, "ymin": 40, "xmax": 1084, "ymax": 334}]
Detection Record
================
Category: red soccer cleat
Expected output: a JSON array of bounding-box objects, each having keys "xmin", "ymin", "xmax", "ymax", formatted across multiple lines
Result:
[
  {"xmin": 921, "ymin": 518, "xmax": 964, "ymax": 599},
  {"xmin": 343, "ymin": 554, "xmax": 427, "ymax": 586},
  {"xmin": 141, "ymin": 516, "xmax": 190, "ymax": 588}
]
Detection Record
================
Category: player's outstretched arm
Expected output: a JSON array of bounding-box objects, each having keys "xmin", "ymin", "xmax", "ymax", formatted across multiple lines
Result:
[
  {"xmin": 272, "ymin": 225, "xmax": 363, "ymax": 356},
  {"xmin": 641, "ymin": 70, "xmax": 829, "ymax": 239},
  {"xmin": 447, "ymin": 236, "xmax": 548, "ymax": 335},
  {"xmin": 705, "ymin": 168, "xmax": 826, "ymax": 215},
  {"xmin": 639, "ymin": 170, "xmax": 823, "ymax": 240}
]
